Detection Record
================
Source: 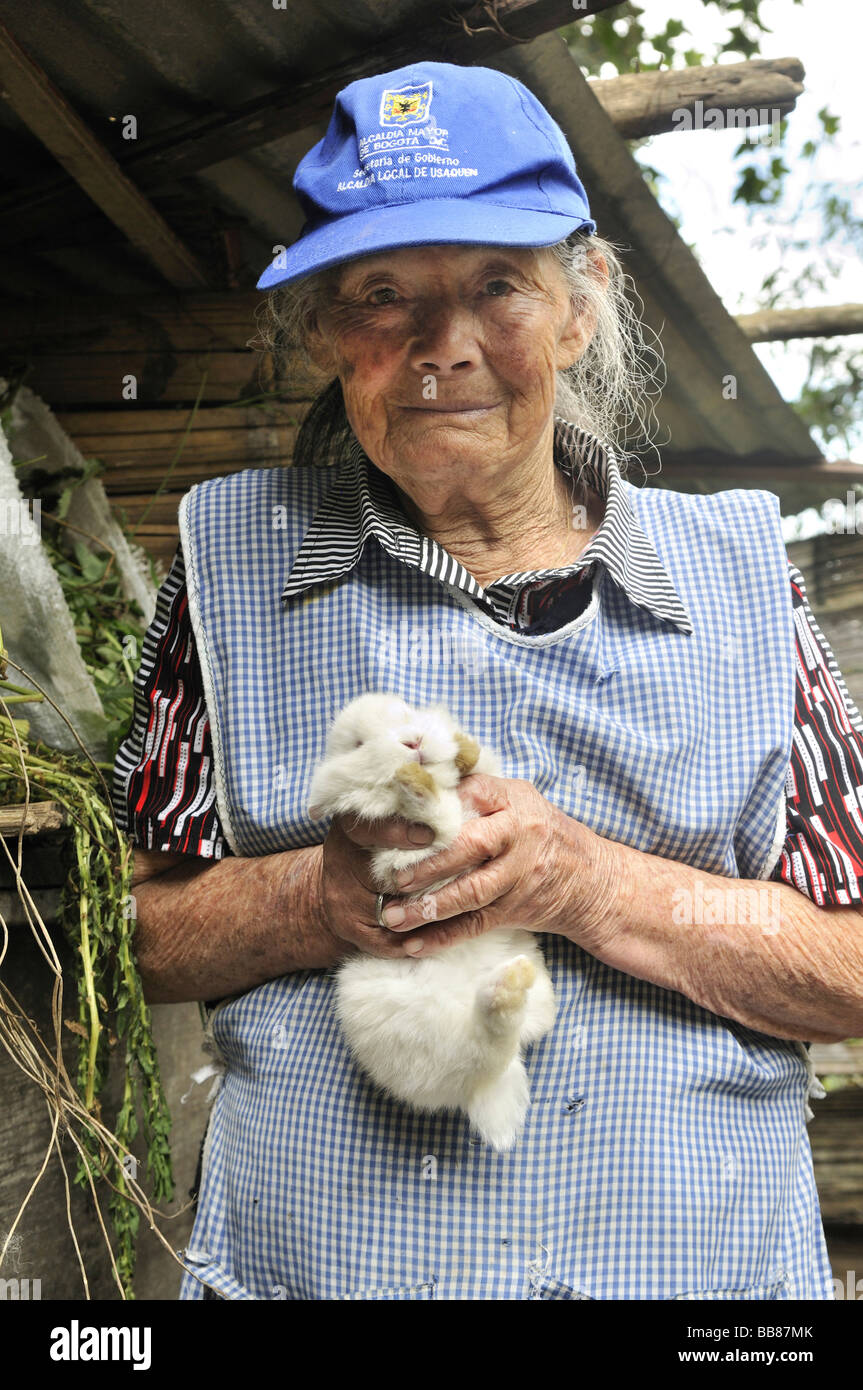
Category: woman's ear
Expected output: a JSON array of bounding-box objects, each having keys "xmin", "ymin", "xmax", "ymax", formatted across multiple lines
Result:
[
  {"xmin": 305, "ymin": 310, "xmax": 338, "ymax": 376},
  {"xmin": 555, "ymin": 249, "xmax": 609, "ymax": 372}
]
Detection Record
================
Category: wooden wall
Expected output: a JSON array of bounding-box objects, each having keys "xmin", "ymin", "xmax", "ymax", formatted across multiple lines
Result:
[
  {"xmin": 55, "ymin": 401, "xmax": 309, "ymax": 572},
  {"xmin": 0, "ymin": 290, "xmax": 315, "ymax": 572}
]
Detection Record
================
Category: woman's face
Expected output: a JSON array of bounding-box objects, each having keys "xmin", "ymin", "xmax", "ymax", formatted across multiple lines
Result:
[{"xmin": 308, "ymin": 243, "xmax": 592, "ymax": 500}]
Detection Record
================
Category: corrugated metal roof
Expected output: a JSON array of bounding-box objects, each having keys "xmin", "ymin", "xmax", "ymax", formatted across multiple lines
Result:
[{"xmin": 0, "ymin": 1, "xmax": 820, "ymax": 476}]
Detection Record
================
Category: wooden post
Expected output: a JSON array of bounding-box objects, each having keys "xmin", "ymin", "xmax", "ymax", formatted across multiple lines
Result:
[
  {"xmin": 736, "ymin": 304, "xmax": 863, "ymax": 342},
  {"xmin": 588, "ymin": 57, "xmax": 804, "ymax": 139}
]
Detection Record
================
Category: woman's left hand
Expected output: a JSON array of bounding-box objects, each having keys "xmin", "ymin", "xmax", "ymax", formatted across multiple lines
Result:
[{"xmin": 375, "ymin": 773, "xmax": 616, "ymax": 957}]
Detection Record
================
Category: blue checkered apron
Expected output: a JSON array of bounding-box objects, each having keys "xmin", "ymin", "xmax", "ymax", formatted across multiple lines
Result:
[{"xmin": 175, "ymin": 458, "xmax": 834, "ymax": 1300}]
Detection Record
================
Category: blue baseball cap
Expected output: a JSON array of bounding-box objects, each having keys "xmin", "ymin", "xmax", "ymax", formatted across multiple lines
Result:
[{"xmin": 256, "ymin": 60, "xmax": 596, "ymax": 290}]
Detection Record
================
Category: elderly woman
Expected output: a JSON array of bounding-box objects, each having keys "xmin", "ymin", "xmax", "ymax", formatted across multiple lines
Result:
[{"xmin": 115, "ymin": 60, "xmax": 863, "ymax": 1301}]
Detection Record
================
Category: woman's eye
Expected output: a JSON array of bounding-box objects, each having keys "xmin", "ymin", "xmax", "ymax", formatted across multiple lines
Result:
[
  {"xmin": 367, "ymin": 286, "xmax": 399, "ymax": 305},
  {"xmin": 483, "ymin": 279, "xmax": 513, "ymax": 297}
]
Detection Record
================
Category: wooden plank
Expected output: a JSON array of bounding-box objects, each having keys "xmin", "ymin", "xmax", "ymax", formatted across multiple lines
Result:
[
  {"xmin": 52, "ymin": 404, "xmax": 311, "ymax": 497},
  {"xmin": 589, "ymin": 57, "xmax": 804, "ymax": 140},
  {"xmin": 0, "ymin": 21, "xmax": 208, "ymax": 289},
  {"xmin": 113, "ymin": 512, "xmax": 182, "ymax": 534},
  {"xmin": 0, "ymin": 291, "xmax": 264, "ymax": 353},
  {"xmin": 648, "ymin": 451, "xmax": 863, "ymax": 488},
  {"xmin": 61, "ymin": 423, "xmax": 298, "ymax": 456},
  {"xmin": 108, "ymin": 495, "xmax": 184, "ymax": 527},
  {"xmin": 66, "ymin": 429, "xmax": 302, "ymax": 474},
  {"xmin": 0, "ymin": 292, "xmax": 320, "ymax": 406},
  {"xmin": 102, "ymin": 458, "xmax": 297, "ymax": 493},
  {"xmin": 736, "ymin": 303, "xmax": 863, "ymax": 342},
  {"xmin": 119, "ymin": 530, "xmax": 180, "ymax": 571},
  {"xmin": 60, "ymin": 419, "xmax": 300, "ymax": 453},
  {"xmin": 18, "ymin": 354, "xmax": 315, "ymax": 406},
  {"xmin": 54, "ymin": 401, "xmax": 309, "ymax": 435}
]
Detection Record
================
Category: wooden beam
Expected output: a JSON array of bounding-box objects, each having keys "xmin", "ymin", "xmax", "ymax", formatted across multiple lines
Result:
[
  {"xmin": 650, "ymin": 451, "xmax": 863, "ymax": 488},
  {"xmin": 736, "ymin": 304, "xmax": 863, "ymax": 342},
  {"xmin": 0, "ymin": 21, "xmax": 209, "ymax": 288},
  {"xmin": 588, "ymin": 57, "xmax": 804, "ymax": 139},
  {"xmin": 0, "ymin": 0, "xmax": 622, "ymax": 253},
  {"xmin": 635, "ymin": 451, "xmax": 863, "ymax": 523}
]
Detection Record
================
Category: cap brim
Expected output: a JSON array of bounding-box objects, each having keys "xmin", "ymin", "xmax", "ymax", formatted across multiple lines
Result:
[{"xmin": 256, "ymin": 199, "xmax": 596, "ymax": 290}]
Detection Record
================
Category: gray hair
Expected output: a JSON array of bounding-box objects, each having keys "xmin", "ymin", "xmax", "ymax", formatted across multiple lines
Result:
[{"xmin": 255, "ymin": 232, "xmax": 664, "ymax": 472}]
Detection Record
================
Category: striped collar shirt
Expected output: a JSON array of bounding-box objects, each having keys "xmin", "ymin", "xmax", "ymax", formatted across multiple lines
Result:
[{"xmin": 281, "ymin": 419, "xmax": 694, "ymax": 637}]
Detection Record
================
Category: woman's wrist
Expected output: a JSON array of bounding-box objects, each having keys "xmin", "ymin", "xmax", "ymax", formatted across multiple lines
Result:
[
  {"xmin": 133, "ymin": 841, "xmax": 343, "ymax": 1003},
  {"xmin": 282, "ymin": 842, "xmax": 345, "ymax": 970},
  {"xmin": 554, "ymin": 812, "xmax": 624, "ymax": 957}
]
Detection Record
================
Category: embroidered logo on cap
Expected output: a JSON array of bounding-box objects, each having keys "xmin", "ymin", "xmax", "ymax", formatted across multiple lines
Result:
[{"xmin": 380, "ymin": 82, "xmax": 433, "ymax": 126}]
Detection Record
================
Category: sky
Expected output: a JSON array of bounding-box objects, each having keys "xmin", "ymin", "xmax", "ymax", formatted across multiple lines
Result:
[{"xmin": 580, "ymin": 0, "xmax": 863, "ymax": 536}]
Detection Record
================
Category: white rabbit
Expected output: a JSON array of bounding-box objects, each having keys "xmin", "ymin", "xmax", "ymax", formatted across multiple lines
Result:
[{"xmin": 308, "ymin": 692, "xmax": 556, "ymax": 1150}]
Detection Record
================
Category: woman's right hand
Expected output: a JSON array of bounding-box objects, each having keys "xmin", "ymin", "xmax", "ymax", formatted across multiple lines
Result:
[{"xmin": 318, "ymin": 813, "xmax": 437, "ymax": 960}]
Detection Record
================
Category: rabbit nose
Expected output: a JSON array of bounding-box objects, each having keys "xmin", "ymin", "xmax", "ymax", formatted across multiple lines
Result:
[{"xmin": 401, "ymin": 738, "xmax": 425, "ymax": 763}]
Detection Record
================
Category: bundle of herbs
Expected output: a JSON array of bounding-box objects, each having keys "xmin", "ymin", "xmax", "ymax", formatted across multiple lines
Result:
[{"xmin": 0, "ymin": 447, "xmax": 175, "ymax": 1297}]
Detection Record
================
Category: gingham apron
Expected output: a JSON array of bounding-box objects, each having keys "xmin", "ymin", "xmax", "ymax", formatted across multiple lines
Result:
[{"xmin": 175, "ymin": 445, "xmax": 833, "ymax": 1300}]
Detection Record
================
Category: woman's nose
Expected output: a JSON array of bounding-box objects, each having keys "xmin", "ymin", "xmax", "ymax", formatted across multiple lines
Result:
[{"xmin": 408, "ymin": 306, "xmax": 480, "ymax": 374}]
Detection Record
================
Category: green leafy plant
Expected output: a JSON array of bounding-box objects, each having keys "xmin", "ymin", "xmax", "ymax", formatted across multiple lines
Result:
[
  {"xmin": 42, "ymin": 534, "xmax": 144, "ymax": 763},
  {"xmin": 0, "ymin": 426, "xmax": 176, "ymax": 1295},
  {"xmin": 0, "ymin": 630, "xmax": 173, "ymax": 1298}
]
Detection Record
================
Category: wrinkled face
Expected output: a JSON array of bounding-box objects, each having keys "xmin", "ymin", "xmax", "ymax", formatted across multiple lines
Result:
[{"xmin": 308, "ymin": 244, "xmax": 588, "ymax": 496}]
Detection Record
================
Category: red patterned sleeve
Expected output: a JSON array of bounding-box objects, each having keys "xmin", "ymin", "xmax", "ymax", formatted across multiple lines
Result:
[
  {"xmin": 112, "ymin": 547, "xmax": 230, "ymax": 860},
  {"xmin": 769, "ymin": 563, "xmax": 863, "ymax": 906}
]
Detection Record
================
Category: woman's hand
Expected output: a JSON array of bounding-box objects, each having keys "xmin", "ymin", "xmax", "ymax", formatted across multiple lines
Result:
[
  {"xmin": 318, "ymin": 808, "xmax": 442, "ymax": 960},
  {"xmin": 366, "ymin": 773, "xmax": 617, "ymax": 957}
]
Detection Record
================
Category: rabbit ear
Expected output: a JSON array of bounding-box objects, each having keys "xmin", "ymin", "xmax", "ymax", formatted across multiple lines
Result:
[
  {"xmin": 308, "ymin": 804, "xmax": 324, "ymax": 819},
  {"xmin": 454, "ymin": 733, "xmax": 481, "ymax": 775}
]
